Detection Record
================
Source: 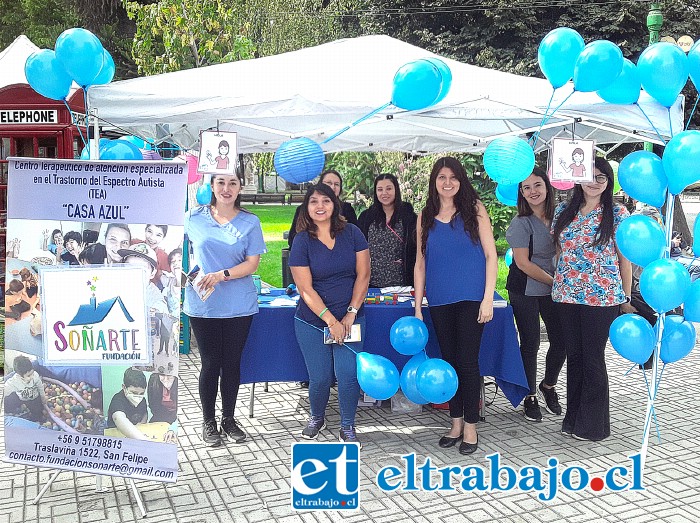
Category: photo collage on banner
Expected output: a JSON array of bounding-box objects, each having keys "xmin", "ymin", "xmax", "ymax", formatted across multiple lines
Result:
[{"xmin": 4, "ymin": 157, "xmax": 187, "ymax": 482}]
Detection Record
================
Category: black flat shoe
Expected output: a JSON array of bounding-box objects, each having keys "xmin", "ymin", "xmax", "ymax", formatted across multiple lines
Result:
[
  {"xmin": 459, "ymin": 437, "xmax": 479, "ymax": 455},
  {"xmin": 438, "ymin": 435, "xmax": 461, "ymax": 448}
]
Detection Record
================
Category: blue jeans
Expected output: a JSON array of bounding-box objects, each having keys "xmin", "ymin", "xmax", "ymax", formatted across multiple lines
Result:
[{"xmin": 294, "ymin": 317, "xmax": 365, "ymax": 428}]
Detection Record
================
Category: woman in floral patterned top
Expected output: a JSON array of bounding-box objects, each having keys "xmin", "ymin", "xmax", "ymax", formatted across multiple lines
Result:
[{"xmin": 551, "ymin": 157, "xmax": 634, "ymax": 442}]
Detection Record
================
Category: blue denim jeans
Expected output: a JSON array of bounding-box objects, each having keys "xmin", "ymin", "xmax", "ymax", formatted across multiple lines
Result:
[{"xmin": 294, "ymin": 317, "xmax": 365, "ymax": 428}]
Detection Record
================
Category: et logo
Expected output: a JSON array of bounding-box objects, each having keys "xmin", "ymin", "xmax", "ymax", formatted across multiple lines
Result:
[{"xmin": 290, "ymin": 442, "xmax": 360, "ymax": 511}]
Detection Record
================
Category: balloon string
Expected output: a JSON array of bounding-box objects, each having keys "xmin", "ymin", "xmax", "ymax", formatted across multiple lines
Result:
[
  {"xmin": 668, "ymin": 108, "xmax": 674, "ymax": 139},
  {"xmin": 623, "ymin": 362, "xmax": 637, "ymax": 376},
  {"xmin": 640, "ymin": 365, "xmax": 662, "ymax": 444},
  {"xmin": 530, "ymin": 90, "xmax": 574, "ymax": 149},
  {"xmin": 685, "ymin": 95, "xmax": 699, "ymax": 131},
  {"xmin": 634, "ymin": 103, "xmax": 667, "ymax": 145},
  {"xmin": 293, "ymin": 316, "xmax": 358, "ymax": 354},
  {"xmin": 321, "ymin": 102, "xmax": 392, "ymax": 145},
  {"xmin": 64, "ymin": 100, "xmax": 88, "ymax": 154},
  {"xmin": 529, "ymin": 89, "xmax": 556, "ymax": 147}
]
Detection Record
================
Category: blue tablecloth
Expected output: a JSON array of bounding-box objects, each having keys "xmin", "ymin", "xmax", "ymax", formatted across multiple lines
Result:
[{"xmin": 240, "ymin": 290, "xmax": 529, "ymax": 408}]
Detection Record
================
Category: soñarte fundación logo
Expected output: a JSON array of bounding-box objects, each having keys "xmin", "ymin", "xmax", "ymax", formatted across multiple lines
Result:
[{"xmin": 290, "ymin": 442, "xmax": 360, "ymax": 511}]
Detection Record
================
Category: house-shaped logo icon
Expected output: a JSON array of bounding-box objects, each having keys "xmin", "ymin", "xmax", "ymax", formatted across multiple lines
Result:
[{"xmin": 68, "ymin": 296, "xmax": 135, "ymax": 326}]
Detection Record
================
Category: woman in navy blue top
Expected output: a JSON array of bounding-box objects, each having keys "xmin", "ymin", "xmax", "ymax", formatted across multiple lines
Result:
[
  {"xmin": 414, "ymin": 157, "xmax": 498, "ymax": 455},
  {"xmin": 289, "ymin": 183, "xmax": 370, "ymax": 446}
]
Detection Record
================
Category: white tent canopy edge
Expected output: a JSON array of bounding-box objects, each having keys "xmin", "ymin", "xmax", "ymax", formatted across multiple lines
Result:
[{"xmin": 87, "ymin": 34, "xmax": 683, "ymax": 155}]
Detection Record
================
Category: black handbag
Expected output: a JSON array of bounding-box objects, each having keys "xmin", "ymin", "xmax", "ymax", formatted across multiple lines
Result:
[{"xmin": 505, "ymin": 232, "xmax": 533, "ymax": 295}]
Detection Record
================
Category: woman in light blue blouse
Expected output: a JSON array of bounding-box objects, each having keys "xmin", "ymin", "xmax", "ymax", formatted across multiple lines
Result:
[{"xmin": 184, "ymin": 172, "xmax": 266, "ymax": 448}]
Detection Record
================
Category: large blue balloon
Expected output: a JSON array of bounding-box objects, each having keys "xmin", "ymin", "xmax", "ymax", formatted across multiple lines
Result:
[
  {"xmin": 660, "ymin": 315, "xmax": 696, "ymax": 364},
  {"xmin": 683, "ymin": 280, "xmax": 700, "ymax": 322},
  {"xmin": 92, "ymin": 49, "xmax": 115, "ymax": 85},
  {"xmin": 483, "ymin": 137, "xmax": 535, "ymax": 185},
  {"xmin": 391, "ymin": 59, "xmax": 443, "ymax": 111},
  {"xmin": 689, "ymin": 40, "xmax": 700, "ymax": 90},
  {"xmin": 504, "ymin": 248, "xmax": 513, "ymax": 267},
  {"xmin": 495, "ymin": 183, "xmax": 519, "ymax": 206},
  {"xmin": 637, "ymin": 42, "xmax": 689, "ymax": 108},
  {"xmin": 196, "ymin": 183, "xmax": 212, "ymax": 205},
  {"xmin": 273, "ymin": 138, "xmax": 325, "ymax": 184},
  {"xmin": 24, "ymin": 50, "xmax": 72, "ymax": 101},
  {"xmin": 617, "ymin": 150, "xmax": 667, "ymax": 207},
  {"xmin": 662, "ymin": 130, "xmax": 700, "ymax": 195},
  {"xmin": 597, "ymin": 58, "xmax": 641, "ymax": 105},
  {"xmin": 609, "ymin": 314, "xmax": 656, "ymax": 364},
  {"xmin": 119, "ymin": 135, "xmax": 146, "ymax": 149},
  {"xmin": 356, "ymin": 352, "xmax": 400, "ymax": 401},
  {"xmin": 614, "ymin": 215, "xmax": 666, "ymax": 268},
  {"xmin": 390, "ymin": 316, "xmax": 429, "ymax": 356},
  {"xmin": 640, "ymin": 258, "xmax": 691, "ymax": 313},
  {"xmin": 99, "ymin": 140, "xmax": 143, "ymax": 161},
  {"xmin": 55, "ymin": 28, "xmax": 105, "ymax": 87},
  {"xmin": 424, "ymin": 58, "xmax": 452, "ymax": 104},
  {"xmin": 399, "ymin": 352, "xmax": 429, "ymax": 405},
  {"xmin": 537, "ymin": 27, "xmax": 585, "ymax": 89},
  {"xmin": 415, "ymin": 358, "xmax": 458, "ymax": 404},
  {"xmin": 573, "ymin": 40, "xmax": 624, "ymax": 93}
]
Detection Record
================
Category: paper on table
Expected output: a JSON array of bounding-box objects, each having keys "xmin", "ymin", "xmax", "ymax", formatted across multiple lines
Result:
[
  {"xmin": 379, "ymin": 286, "xmax": 413, "ymax": 295},
  {"xmin": 269, "ymin": 297, "xmax": 299, "ymax": 307},
  {"xmin": 494, "ymin": 300, "xmax": 508, "ymax": 308}
]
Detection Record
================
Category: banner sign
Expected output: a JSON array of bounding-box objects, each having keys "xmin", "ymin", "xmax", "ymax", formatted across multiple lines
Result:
[
  {"xmin": 0, "ymin": 110, "xmax": 59, "ymax": 125},
  {"xmin": 3, "ymin": 157, "xmax": 186, "ymax": 483}
]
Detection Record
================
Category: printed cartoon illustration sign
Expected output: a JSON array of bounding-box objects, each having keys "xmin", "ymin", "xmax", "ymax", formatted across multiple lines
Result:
[
  {"xmin": 550, "ymin": 138, "xmax": 595, "ymax": 183},
  {"xmin": 197, "ymin": 130, "xmax": 237, "ymax": 175}
]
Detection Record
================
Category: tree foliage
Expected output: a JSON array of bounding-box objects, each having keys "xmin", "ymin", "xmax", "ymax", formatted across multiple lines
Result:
[{"xmin": 0, "ymin": 0, "xmax": 79, "ymax": 50}]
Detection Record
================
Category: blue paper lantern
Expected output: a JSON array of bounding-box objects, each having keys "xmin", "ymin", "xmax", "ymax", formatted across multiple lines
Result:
[
  {"xmin": 483, "ymin": 137, "xmax": 535, "ymax": 185},
  {"xmin": 391, "ymin": 59, "xmax": 443, "ymax": 111},
  {"xmin": 55, "ymin": 28, "xmax": 105, "ymax": 87},
  {"xmin": 538, "ymin": 27, "xmax": 585, "ymax": 89},
  {"xmin": 24, "ymin": 50, "xmax": 72, "ymax": 101},
  {"xmin": 273, "ymin": 138, "xmax": 325, "ymax": 184}
]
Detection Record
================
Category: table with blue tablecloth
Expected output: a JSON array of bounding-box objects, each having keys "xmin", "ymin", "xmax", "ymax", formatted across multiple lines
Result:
[{"xmin": 240, "ymin": 289, "xmax": 528, "ymax": 408}]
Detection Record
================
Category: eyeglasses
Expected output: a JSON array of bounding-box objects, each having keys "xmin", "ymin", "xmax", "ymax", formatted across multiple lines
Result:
[{"xmin": 584, "ymin": 175, "xmax": 608, "ymax": 185}]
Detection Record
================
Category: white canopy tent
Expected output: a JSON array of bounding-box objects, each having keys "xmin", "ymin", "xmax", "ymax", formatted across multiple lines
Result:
[{"xmin": 88, "ymin": 34, "xmax": 684, "ymax": 155}]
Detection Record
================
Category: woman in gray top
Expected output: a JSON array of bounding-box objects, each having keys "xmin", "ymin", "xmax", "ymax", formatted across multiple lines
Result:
[{"xmin": 505, "ymin": 167, "xmax": 566, "ymax": 423}]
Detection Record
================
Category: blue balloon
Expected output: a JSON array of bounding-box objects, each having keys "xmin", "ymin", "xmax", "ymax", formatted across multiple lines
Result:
[
  {"xmin": 617, "ymin": 150, "xmax": 667, "ymax": 207},
  {"xmin": 92, "ymin": 49, "xmax": 115, "ymax": 85},
  {"xmin": 391, "ymin": 59, "xmax": 443, "ymax": 111},
  {"xmin": 119, "ymin": 135, "xmax": 146, "ymax": 149},
  {"xmin": 495, "ymin": 183, "xmax": 519, "ymax": 206},
  {"xmin": 609, "ymin": 314, "xmax": 656, "ymax": 364},
  {"xmin": 538, "ymin": 27, "xmax": 585, "ymax": 89},
  {"xmin": 683, "ymin": 280, "xmax": 700, "ymax": 322},
  {"xmin": 662, "ymin": 130, "xmax": 700, "ymax": 195},
  {"xmin": 614, "ymin": 215, "xmax": 666, "ymax": 268},
  {"xmin": 99, "ymin": 140, "xmax": 143, "ymax": 161},
  {"xmin": 573, "ymin": 40, "xmax": 624, "ymax": 93},
  {"xmin": 79, "ymin": 146, "xmax": 89, "ymax": 160},
  {"xmin": 640, "ymin": 259, "xmax": 691, "ymax": 313},
  {"xmin": 273, "ymin": 138, "xmax": 325, "ymax": 184},
  {"xmin": 597, "ymin": 58, "xmax": 641, "ymax": 105},
  {"xmin": 694, "ymin": 217, "xmax": 700, "ymax": 257},
  {"xmin": 660, "ymin": 315, "xmax": 696, "ymax": 364},
  {"xmin": 390, "ymin": 316, "xmax": 429, "ymax": 356},
  {"xmin": 689, "ymin": 40, "xmax": 700, "ymax": 90},
  {"xmin": 424, "ymin": 58, "xmax": 452, "ymax": 104},
  {"xmin": 196, "ymin": 183, "xmax": 212, "ymax": 205},
  {"xmin": 24, "ymin": 49, "xmax": 72, "ymax": 101},
  {"xmin": 55, "ymin": 28, "xmax": 105, "ymax": 87},
  {"xmin": 415, "ymin": 358, "xmax": 458, "ymax": 404},
  {"xmin": 483, "ymin": 137, "xmax": 535, "ymax": 185},
  {"xmin": 637, "ymin": 42, "xmax": 689, "ymax": 108},
  {"xmin": 356, "ymin": 352, "xmax": 400, "ymax": 401},
  {"xmin": 504, "ymin": 248, "xmax": 513, "ymax": 267},
  {"xmin": 399, "ymin": 352, "xmax": 429, "ymax": 405}
]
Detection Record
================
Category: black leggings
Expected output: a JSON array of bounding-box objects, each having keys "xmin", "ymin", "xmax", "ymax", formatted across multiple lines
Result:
[
  {"xmin": 189, "ymin": 315, "xmax": 253, "ymax": 421},
  {"xmin": 429, "ymin": 300, "xmax": 484, "ymax": 423}
]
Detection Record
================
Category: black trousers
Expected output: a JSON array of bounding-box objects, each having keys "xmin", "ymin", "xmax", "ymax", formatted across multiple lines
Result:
[
  {"xmin": 510, "ymin": 293, "xmax": 567, "ymax": 395},
  {"xmin": 189, "ymin": 315, "xmax": 253, "ymax": 421},
  {"xmin": 429, "ymin": 300, "xmax": 484, "ymax": 423},
  {"xmin": 555, "ymin": 302, "xmax": 619, "ymax": 441}
]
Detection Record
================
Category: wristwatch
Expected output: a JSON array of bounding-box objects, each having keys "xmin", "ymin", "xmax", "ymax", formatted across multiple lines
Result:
[
  {"xmin": 347, "ymin": 305, "xmax": 358, "ymax": 314},
  {"xmin": 223, "ymin": 269, "xmax": 230, "ymax": 281}
]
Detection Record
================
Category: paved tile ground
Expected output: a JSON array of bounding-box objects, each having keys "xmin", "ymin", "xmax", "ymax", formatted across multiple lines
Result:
[{"xmin": 2, "ymin": 337, "xmax": 700, "ymax": 522}]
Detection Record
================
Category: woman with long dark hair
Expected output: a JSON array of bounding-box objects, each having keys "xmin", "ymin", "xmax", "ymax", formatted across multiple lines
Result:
[
  {"xmin": 551, "ymin": 157, "xmax": 633, "ymax": 441},
  {"xmin": 357, "ymin": 173, "xmax": 417, "ymax": 287},
  {"xmin": 289, "ymin": 183, "xmax": 370, "ymax": 446},
  {"xmin": 414, "ymin": 157, "xmax": 498, "ymax": 455},
  {"xmin": 506, "ymin": 167, "xmax": 566, "ymax": 422},
  {"xmin": 184, "ymin": 171, "xmax": 266, "ymax": 447}
]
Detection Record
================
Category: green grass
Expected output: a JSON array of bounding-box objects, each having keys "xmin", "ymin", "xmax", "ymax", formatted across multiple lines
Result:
[{"xmin": 250, "ymin": 203, "xmax": 510, "ymax": 298}]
